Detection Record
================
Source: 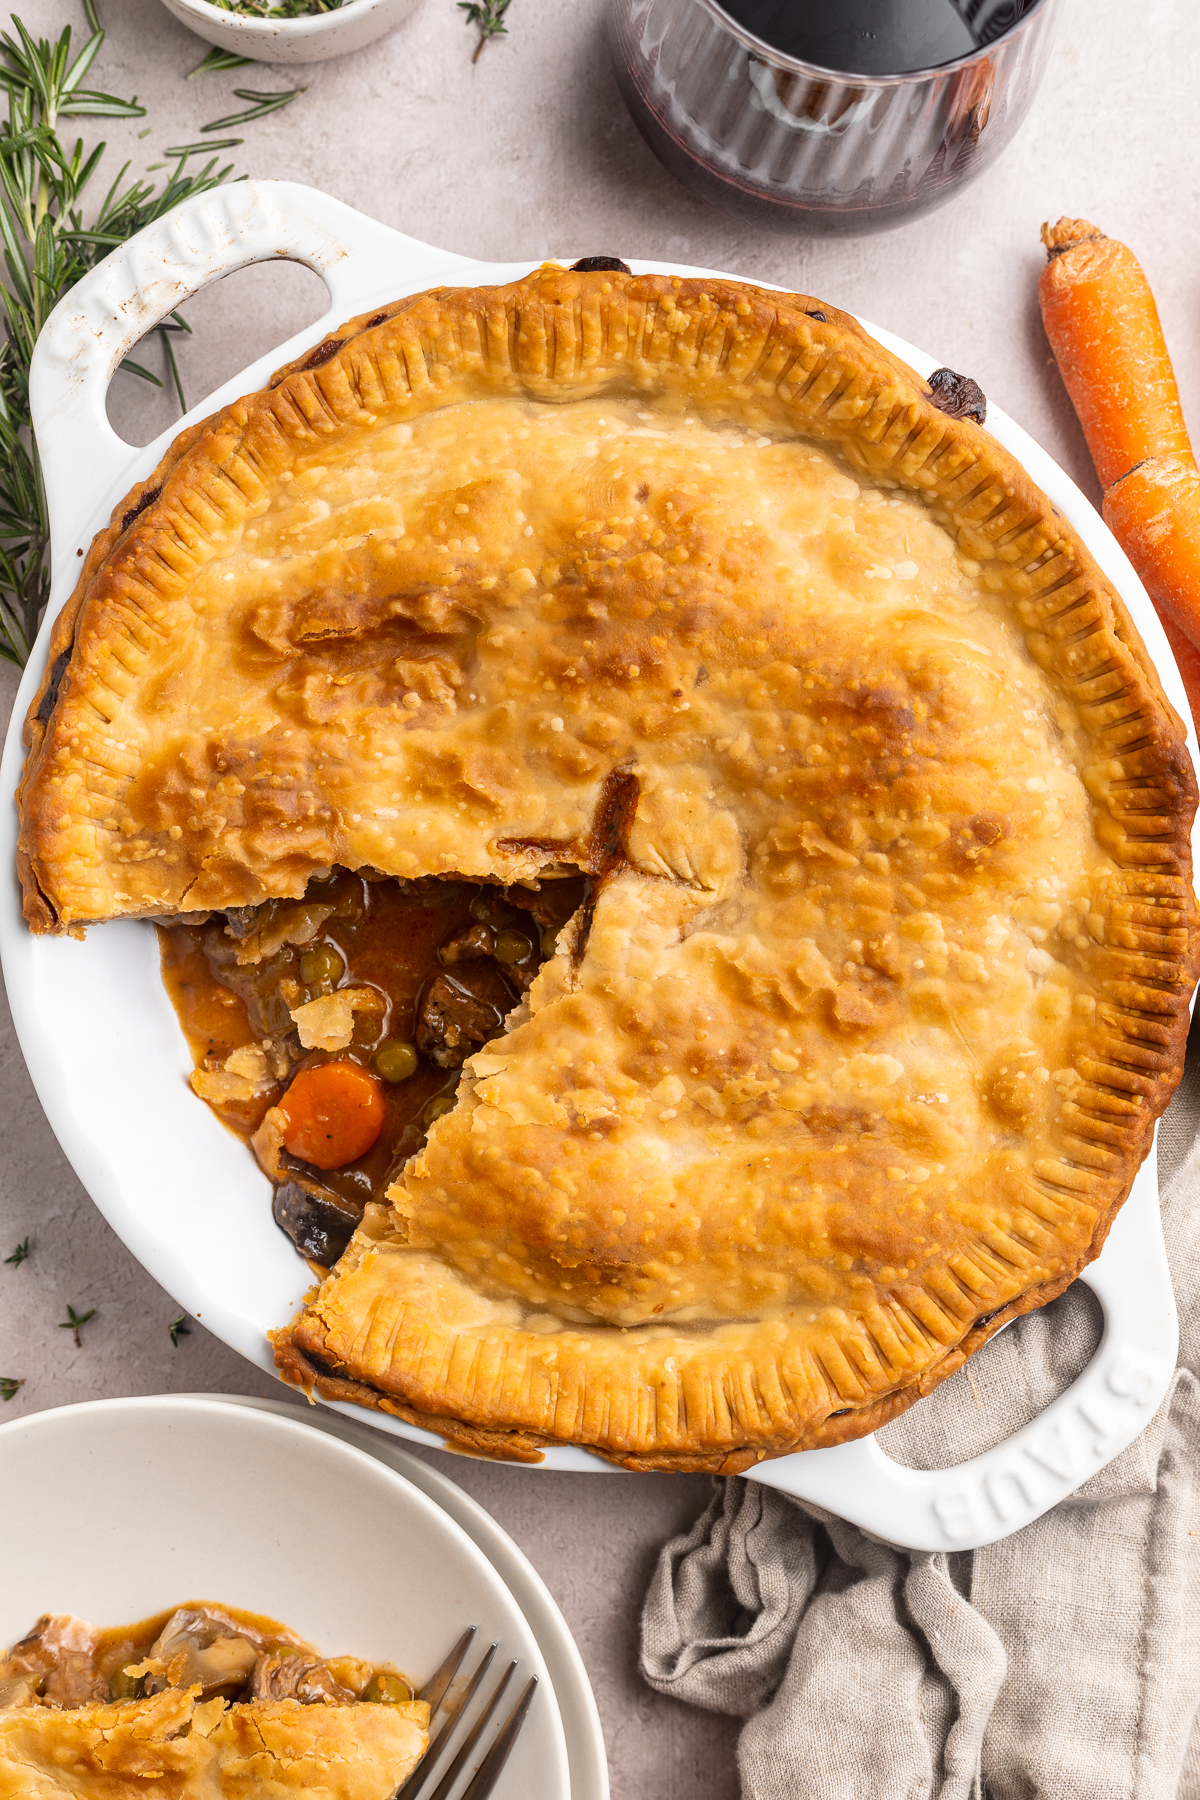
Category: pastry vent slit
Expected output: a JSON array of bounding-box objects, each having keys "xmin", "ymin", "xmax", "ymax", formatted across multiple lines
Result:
[
  {"xmin": 935, "ymin": 473, "xmax": 997, "ymax": 520},
  {"xmin": 859, "ymin": 1326, "xmax": 897, "ymax": 1378},
  {"xmin": 120, "ymin": 484, "xmax": 162, "ymax": 534},
  {"xmin": 738, "ymin": 331, "xmax": 793, "ymax": 394},
  {"xmin": 810, "ymin": 367, "xmax": 858, "ymax": 422},
  {"xmin": 34, "ymin": 648, "xmax": 72, "ymax": 728},
  {"xmin": 1062, "ymin": 621, "xmax": 1109, "ymax": 650},
  {"xmin": 1041, "ymin": 592, "xmax": 1101, "ymax": 631},
  {"xmin": 874, "ymin": 411, "xmax": 929, "ymax": 467},
  {"xmin": 785, "ymin": 352, "xmax": 837, "ymax": 409}
]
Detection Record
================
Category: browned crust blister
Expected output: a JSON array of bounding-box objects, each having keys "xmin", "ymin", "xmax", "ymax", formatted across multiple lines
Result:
[{"xmin": 18, "ymin": 268, "xmax": 1200, "ymax": 1469}]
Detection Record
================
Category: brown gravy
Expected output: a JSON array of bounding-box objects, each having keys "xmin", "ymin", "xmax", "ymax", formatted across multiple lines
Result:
[
  {"xmin": 85, "ymin": 1602, "xmax": 304, "ymax": 1693},
  {"xmin": 158, "ymin": 868, "xmax": 588, "ymax": 1263},
  {"xmin": 0, "ymin": 1599, "xmax": 414, "ymax": 1711}
]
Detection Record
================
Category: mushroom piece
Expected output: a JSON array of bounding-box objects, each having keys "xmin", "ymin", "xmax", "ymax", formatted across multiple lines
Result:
[
  {"xmin": 142, "ymin": 1607, "xmax": 261, "ymax": 1700},
  {"xmin": 0, "ymin": 1675, "xmax": 38, "ymax": 1708},
  {"xmin": 272, "ymin": 1180, "xmax": 360, "ymax": 1267}
]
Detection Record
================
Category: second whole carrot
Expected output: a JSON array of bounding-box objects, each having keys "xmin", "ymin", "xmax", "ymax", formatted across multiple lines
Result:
[
  {"xmin": 1039, "ymin": 216, "xmax": 1200, "ymax": 720},
  {"xmin": 1039, "ymin": 217, "xmax": 1193, "ymax": 490}
]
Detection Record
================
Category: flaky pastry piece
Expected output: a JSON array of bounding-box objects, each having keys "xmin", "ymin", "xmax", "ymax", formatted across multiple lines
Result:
[
  {"xmin": 0, "ymin": 1683, "xmax": 428, "ymax": 1798},
  {"xmin": 17, "ymin": 268, "xmax": 1200, "ymax": 1471}
]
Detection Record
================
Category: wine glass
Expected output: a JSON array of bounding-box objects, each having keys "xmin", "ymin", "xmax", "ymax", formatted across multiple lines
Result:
[{"xmin": 608, "ymin": 0, "xmax": 1061, "ymax": 235}]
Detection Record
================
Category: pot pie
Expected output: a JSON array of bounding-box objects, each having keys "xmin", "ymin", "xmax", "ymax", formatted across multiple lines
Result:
[
  {"xmin": 16, "ymin": 267, "xmax": 1199, "ymax": 1473},
  {"xmin": 0, "ymin": 1600, "xmax": 428, "ymax": 1797}
]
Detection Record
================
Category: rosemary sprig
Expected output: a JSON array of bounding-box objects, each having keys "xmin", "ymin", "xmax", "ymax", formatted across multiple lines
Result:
[
  {"xmin": 201, "ymin": 86, "xmax": 305, "ymax": 132},
  {"xmin": 165, "ymin": 136, "xmax": 244, "ymax": 155},
  {"xmin": 168, "ymin": 1313, "xmax": 191, "ymax": 1346},
  {"xmin": 118, "ymin": 355, "xmax": 160, "ymax": 385},
  {"xmin": 459, "ymin": 0, "xmax": 513, "ymax": 60},
  {"xmin": 0, "ymin": 3, "xmax": 235, "ymax": 666},
  {"xmin": 4, "ymin": 1236, "xmax": 30, "ymax": 1265},
  {"xmin": 0, "ymin": 1376, "xmax": 23, "ymax": 1401},
  {"xmin": 188, "ymin": 46, "xmax": 254, "ymax": 75},
  {"xmin": 59, "ymin": 1302, "xmax": 95, "ymax": 1347}
]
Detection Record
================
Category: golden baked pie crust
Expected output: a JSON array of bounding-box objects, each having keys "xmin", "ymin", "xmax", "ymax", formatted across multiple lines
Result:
[
  {"xmin": 0, "ymin": 1684, "xmax": 428, "ymax": 1797},
  {"xmin": 17, "ymin": 269, "xmax": 1200, "ymax": 1473}
]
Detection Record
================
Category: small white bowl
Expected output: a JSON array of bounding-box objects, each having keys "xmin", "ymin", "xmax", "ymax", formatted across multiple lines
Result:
[
  {"xmin": 0, "ymin": 1393, "xmax": 583, "ymax": 1799},
  {"xmin": 157, "ymin": 0, "xmax": 418, "ymax": 65}
]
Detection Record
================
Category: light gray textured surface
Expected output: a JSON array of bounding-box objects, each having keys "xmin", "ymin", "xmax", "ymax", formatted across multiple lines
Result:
[{"xmin": 3, "ymin": 2, "xmax": 1200, "ymax": 1795}]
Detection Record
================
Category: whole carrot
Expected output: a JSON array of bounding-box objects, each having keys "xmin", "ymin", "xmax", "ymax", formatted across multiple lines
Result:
[
  {"xmin": 1039, "ymin": 218, "xmax": 1193, "ymax": 489},
  {"xmin": 1038, "ymin": 216, "xmax": 1200, "ymax": 722},
  {"xmin": 1157, "ymin": 613, "xmax": 1200, "ymax": 723}
]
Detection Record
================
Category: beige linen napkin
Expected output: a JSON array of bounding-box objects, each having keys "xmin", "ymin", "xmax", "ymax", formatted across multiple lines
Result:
[{"xmin": 641, "ymin": 1024, "xmax": 1200, "ymax": 1800}]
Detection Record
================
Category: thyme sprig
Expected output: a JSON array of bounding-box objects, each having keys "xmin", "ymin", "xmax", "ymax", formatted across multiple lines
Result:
[
  {"xmin": 59, "ymin": 1302, "xmax": 95, "ymax": 1346},
  {"xmin": 5, "ymin": 1236, "xmax": 29, "ymax": 1265},
  {"xmin": 168, "ymin": 1313, "xmax": 191, "ymax": 1346},
  {"xmin": 459, "ymin": 0, "xmax": 513, "ymax": 60},
  {"xmin": 0, "ymin": 3, "xmax": 234, "ymax": 666},
  {"xmin": 0, "ymin": 1376, "xmax": 23, "ymax": 1401}
]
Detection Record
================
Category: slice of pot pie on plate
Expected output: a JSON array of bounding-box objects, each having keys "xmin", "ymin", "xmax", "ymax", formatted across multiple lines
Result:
[
  {"xmin": 0, "ymin": 1601, "xmax": 428, "ymax": 1798},
  {"xmin": 17, "ymin": 266, "xmax": 1199, "ymax": 1473}
]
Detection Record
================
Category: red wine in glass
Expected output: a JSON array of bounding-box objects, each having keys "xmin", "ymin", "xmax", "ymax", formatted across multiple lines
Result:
[{"xmin": 717, "ymin": 0, "xmax": 1025, "ymax": 75}]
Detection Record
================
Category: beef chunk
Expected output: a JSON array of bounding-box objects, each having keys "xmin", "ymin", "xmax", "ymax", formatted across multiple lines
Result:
[
  {"xmin": 439, "ymin": 922, "xmax": 495, "ymax": 965},
  {"xmin": 0, "ymin": 1617, "xmax": 104, "ymax": 1709},
  {"xmin": 417, "ymin": 969, "xmax": 511, "ymax": 1068},
  {"xmin": 250, "ymin": 1651, "xmax": 354, "ymax": 1705}
]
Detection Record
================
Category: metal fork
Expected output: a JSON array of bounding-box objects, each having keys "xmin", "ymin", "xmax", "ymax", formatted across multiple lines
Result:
[{"xmin": 394, "ymin": 1626, "xmax": 538, "ymax": 1800}]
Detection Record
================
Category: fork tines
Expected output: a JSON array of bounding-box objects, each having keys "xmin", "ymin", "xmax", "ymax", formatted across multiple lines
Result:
[{"xmin": 396, "ymin": 1627, "xmax": 537, "ymax": 1800}]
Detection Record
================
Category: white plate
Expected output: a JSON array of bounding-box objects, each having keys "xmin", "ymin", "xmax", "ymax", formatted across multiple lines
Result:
[
  {"xmin": 0, "ymin": 1392, "xmax": 606, "ymax": 1800},
  {"xmin": 1, "ymin": 180, "xmax": 1191, "ymax": 1551}
]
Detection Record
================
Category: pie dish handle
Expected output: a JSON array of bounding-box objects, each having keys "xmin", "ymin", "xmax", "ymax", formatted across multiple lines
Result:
[
  {"xmin": 745, "ymin": 1147, "xmax": 1177, "ymax": 1552},
  {"xmin": 29, "ymin": 178, "xmax": 457, "ymax": 581}
]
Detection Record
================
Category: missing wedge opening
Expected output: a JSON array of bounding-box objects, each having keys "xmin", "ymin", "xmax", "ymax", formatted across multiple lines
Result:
[{"xmin": 156, "ymin": 864, "xmax": 591, "ymax": 1268}]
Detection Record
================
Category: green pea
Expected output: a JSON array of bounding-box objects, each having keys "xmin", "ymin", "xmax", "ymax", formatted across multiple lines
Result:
[
  {"xmin": 423, "ymin": 1096, "xmax": 454, "ymax": 1127},
  {"xmin": 300, "ymin": 944, "xmax": 345, "ymax": 988},
  {"xmin": 541, "ymin": 927, "xmax": 560, "ymax": 958},
  {"xmin": 361, "ymin": 1671, "xmax": 412, "ymax": 1705},
  {"xmin": 110, "ymin": 1664, "xmax": 143, "ymax": 1701},
  {"xmin": 374, "ymin": 1040, "xmax": 419, "ymax": 1083},
  {"xmin": 470, "ymin": 890, "xmax": 520, "ymax": 927},
  {"xmin": 494, "ymin": 928, "xmax": 534, "ymax": 966}
]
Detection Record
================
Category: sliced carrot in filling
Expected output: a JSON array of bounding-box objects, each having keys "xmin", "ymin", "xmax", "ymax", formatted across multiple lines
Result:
[{"xmin": 279, "ymin": 1061, "xmax": 386, "ymax": 1170}]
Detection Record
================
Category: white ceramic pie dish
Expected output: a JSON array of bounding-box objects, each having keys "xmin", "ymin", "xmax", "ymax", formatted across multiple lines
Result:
[
  {"xmin": 0, "ymin": 1391, "xmax": 605, "ymax": 1800},
  {"xmin": 2, "ymin": 180, "xmax": 1191, "ymax": 1552}
]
